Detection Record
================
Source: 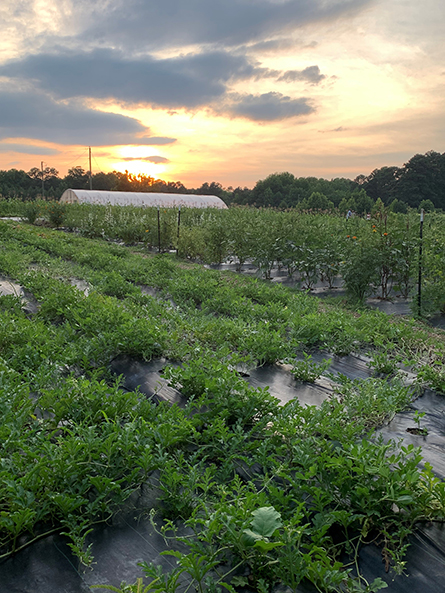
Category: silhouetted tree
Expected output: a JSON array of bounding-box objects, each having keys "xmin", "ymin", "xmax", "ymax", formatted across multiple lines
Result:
[
  {"xmin": 396, "ymin": 151, "xmax": 445, "ymax": 209},
  {"xmin": 300, "ymin": 191, "xmax": 334, "ymax": 210},
  {"xmin": 357, "ymin": 166, "xmax": 400, "ymax": 204},
  {"xmin": 65, "ymin": 166, "xmax": 90, "ymax": 189},
  {"xmin": 0, "ymin": 169, "xmax": 36, "ymax": 199}
]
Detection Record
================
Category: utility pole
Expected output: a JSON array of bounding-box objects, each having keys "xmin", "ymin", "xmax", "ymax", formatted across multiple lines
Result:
[
  {"xmin": 41, "ymin": 161, "xmax": 44, "ymax": 198},
  {"xmin": 88, "ymin": 147, "xmax": 93, "ymax": 190}
]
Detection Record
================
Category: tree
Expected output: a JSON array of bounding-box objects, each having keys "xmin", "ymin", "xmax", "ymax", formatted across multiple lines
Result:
[
  {"xmin": 359, "ymin": 166, "xmax": 400, "ymax": 204},
  {"xmin": 389, "ymin": 198, "xmax": 408, "ymax": 214},
  {"xmin": 165, "ymin": 181, "xmax": 187, "ymax": 194},
  {"xmin": 418, "ymin": 199, "xmax": 435, "ymax": 212},
  {"xmin": 338, "ymin": 197, "xmax": 351, "ymax": 215},
  {"xmin": 92, "ymin": 171, "xmax": 118, "ymax": 191},
  {"xmin": 396, "ymin": 151, "xmax": 445, "ymax": 209},
  {"xmin": 301, "ymin": 191, "xmax": 334, "ymax": 210},
  {"xmin": 27, "ymin": 166, "xmax": 59, "ymax": 182},
  {"xmin": 27, "ymin": 166, "xmax": 61, "ymax": 195},
  {"xmin": 260, "ymin": 187, "xmax": 274, "ymax": 207},
  {"xmin": 65, "ymin": 166, "xmax": 89, "ymax": 189},
  {"xmin": 311, "ymin": 177, "xmax": 356, "ymax": 207},
  {"xmin": 252, "ymin": 172, "xmax": 296, "ymax": 207},
  {"xmin": 231, "ymin": 186, "xmax": 253, "ymax": 205},
  {"xmin": 0, "ymin": 169, "xmax": 36, "ymax": 199},
  {"xmin": 351, "ymin": 188, "xmax": 374, "ymax": 215}
]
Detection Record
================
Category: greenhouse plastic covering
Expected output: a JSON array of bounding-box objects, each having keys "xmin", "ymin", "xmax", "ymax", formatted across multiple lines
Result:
[{"xmin": 59, "ymin": 189, "xmax": 228, "ymax": 209}]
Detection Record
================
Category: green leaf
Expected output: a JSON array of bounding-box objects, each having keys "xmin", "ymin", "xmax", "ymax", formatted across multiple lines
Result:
[
  {"xmin": 240, "ymin": 529, "xmax": 261, "ymax": 547},
  {"xmin": 394, "ymin": 495, "xmax": 414, "ymax": 505},
  {"xmin": 369, "ymin": 577, "xmax": 388, "ymax": 592},
  {"xmin": 253, "ymin": 539, "xmax": 285, "ymax": 552},
  {"xmin": 250, "ymin": 506, "xmax": 282, "ymax": 537}
]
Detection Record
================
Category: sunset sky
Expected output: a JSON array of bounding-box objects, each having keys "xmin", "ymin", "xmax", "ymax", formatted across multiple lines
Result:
[{"xmin": 0, "ymin": 0, "xmax": 443, "ymax": 188}]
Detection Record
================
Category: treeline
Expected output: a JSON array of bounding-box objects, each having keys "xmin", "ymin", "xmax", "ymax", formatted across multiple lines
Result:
[
  {"xmin": 0, "ymin": 167, "xmax": 192, "ymax": 201},
  {"xmin": 354, "ymin": 151, "xmax": 445, "ymax": 211},
  {"xmin": 0, "ymin": 150, "xmax": 444, "ymax": 211},
  {"xmin": 235, "ymin": 150, "xmax": 445, "ymax": 211}
]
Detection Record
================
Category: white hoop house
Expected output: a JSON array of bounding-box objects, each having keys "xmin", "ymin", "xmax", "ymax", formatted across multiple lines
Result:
[{"xmin": 60, "ymin": 189, "xmax": 227, "ymax": 209}]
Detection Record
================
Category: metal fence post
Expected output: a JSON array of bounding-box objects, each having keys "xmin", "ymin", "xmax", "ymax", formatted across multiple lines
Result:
[
  {"xmin": 157, "ymin": 206, "xmax": 161, "ymax": 253},
  {"xmin": 177, "ymin": 205, "xmax": 181, "ymax": 255},
  {"xmin": 417, "ymin": 209, "xmax": 424, "ymax": 316}
]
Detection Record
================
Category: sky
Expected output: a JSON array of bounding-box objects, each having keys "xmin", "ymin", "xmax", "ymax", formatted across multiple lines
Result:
[{"xmin": 0, "ymin": 0, "xmax": 444, "ymax": 188}]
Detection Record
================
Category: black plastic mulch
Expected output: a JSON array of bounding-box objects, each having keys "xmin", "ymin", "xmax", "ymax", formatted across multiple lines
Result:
[{"xmin": 3, "ymin": 354, "xmax": 445, "ymax": 592}]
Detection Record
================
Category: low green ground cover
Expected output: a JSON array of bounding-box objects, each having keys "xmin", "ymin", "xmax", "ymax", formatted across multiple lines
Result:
[{"xmin": 0, "ymin": 219, "xmax": 445, "ymax": 592}]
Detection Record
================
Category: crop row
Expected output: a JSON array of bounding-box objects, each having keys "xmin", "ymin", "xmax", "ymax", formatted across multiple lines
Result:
[
  {"xmin": 0, "ymin": 219, "xmax": 445, "ymax": 592},
  {"xmin": 2, "ymin": 199, "xmax": 445, "ymax": 314}
]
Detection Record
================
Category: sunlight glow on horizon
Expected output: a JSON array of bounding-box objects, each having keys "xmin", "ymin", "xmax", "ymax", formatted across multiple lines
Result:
[
  {"xmin": 110, "ymin": 159, "xmax": 168, "ymax": 178},
  {"xmin": 108, "ymin": 145, "xmax": 169, "ymax": 178}
]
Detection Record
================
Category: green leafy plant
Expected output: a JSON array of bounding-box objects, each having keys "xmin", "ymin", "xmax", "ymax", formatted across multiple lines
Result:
[
  {"xmin": 417, "ymin": 362, "xmax": 445, "ymax": 394},
  {"xmin": 290, "ymin": 352, "xmax": 331, "ymax": 382},
  {"xmin": 44, "ymin": 201, "xmax": 67, "ymax": 227},
  {"xmin": 21, "ymin": 200, "xmax": 41, "ymax": 224},
  {"xmin": 1, "ymin": 213, "xmax": 445, "ymax": 588},
  {"xmin": 367, "ymin": 349, "xmax": 398, "ymax": 376},
  {"xmin": 406, "ymin": 410, "xmax": 428, "ymax": 436},
  {"xmin": 341, "ymin": 241, "xmax": 379, "ymax": 304}
]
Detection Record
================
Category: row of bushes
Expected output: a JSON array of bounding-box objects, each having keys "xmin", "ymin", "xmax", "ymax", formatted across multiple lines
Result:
[{"xmin": 1, "ymin": 198, "xmax": 444, "ymax": 314}]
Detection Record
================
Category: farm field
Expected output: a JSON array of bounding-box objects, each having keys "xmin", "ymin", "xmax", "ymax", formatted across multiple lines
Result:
[
  {"xmin": 1, "ymin": 211, "xmax": 445, "ymax": 593},
  {"xmin": 2, "ymin": 199, "xmax": 445, "ymax": 314}
]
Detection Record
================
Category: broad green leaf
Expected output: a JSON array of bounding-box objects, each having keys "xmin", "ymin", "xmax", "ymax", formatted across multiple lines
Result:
[
  {"xmin": 250, "ymin": 506, "xmax": 282, "ymax": 537},
  {"xmin": 241, "ymin": 529, "xmax": 261, "ymax": 547}
]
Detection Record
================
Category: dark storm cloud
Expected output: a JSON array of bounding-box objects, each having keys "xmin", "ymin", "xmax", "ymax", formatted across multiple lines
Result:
[
  {"xmin": 1, "ymin": 48, "xmax": 326, "ymax": 120},
  {"xmin": 0, "ymin": 143, "xmax": 59, "ymax": 155},
  {"xmin": 225, "ymin": 92, "xmax": 314, "ymax": 121},
  {"xmin": 0, "ymin": 49, "xmax": 265, "ymax": 108},
  {"xmin": 278, "ymin": 65, "xmax": 326, "ymax": 84},
  {"xmin": 0, "ymin": 90, "xmax": 150, "ymax": 145},
  {"xmin": 79, "ymin": 0, "xmax": 374, "ymax": 50}
]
